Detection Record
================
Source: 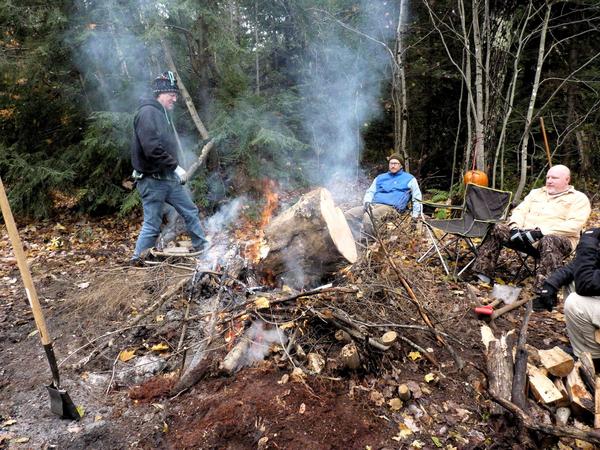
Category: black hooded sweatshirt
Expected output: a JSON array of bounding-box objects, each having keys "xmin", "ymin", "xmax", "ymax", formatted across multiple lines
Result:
[
  {"xmin": 130, "ymin": 98, "xmax": 178, "ymax": 174},
  {"xmin": 545, "ymin": 233, "xmax": 600, "ymax": 296}
]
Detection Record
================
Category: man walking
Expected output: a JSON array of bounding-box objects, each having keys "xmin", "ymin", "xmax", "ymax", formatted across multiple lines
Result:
[{"xmin": 130, "ymin": 71, "xmax": 207, "ymax": 264}]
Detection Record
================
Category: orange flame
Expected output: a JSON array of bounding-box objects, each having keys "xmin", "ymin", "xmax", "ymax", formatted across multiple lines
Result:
[{"xmin": 237, "ymin": 179, "xmax": 279, "ymax": 263}]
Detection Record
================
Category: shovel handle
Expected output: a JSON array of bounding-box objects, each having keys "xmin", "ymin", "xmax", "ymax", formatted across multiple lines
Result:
[{"xmin": 0, "ymin": 177, "xmax": 52, "ymax": 346}]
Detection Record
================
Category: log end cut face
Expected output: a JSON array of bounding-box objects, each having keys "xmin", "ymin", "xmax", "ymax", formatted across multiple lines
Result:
[{"xmin": 319, "ymin": 188, "xmax": 357, "ymax": 264}]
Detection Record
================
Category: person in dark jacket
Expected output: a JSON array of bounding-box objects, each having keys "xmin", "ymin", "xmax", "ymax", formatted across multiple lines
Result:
[
  {"xmin": 345, "ymin": 153, "xmax": 422, "ymax": 238},
  {"xmin": 534, "ymin": 228, "xmax": 600, "ymax": 358},
  {"xmin": 130, "ymin": 71, "xmax": 207, "ymax": 264}
]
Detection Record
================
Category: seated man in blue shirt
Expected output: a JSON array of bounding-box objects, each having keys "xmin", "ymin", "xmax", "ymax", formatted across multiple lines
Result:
[{"xmin": 345, "ymin": 153, "xmax": 422, "ymax": 239}]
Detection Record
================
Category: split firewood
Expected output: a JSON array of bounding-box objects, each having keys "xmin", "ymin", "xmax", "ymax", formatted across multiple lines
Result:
[
  {"xmin": 481, "ymin": 325, "xmax": 514, "ymax": 415},
  {"xmin": 579, "ymin": 352, "xmax": 597, "ymax": 395},
  {"xmin": 340, "ymin": 343, "xmax": 361, "ymax": 370},
  {"xmin": 379, "ymin": 331, "xmax": 398, "ymax": 347},
  {"xmin": 398, "ymin": 383, "xmax": 411, "ymax": 401},
  {"xmin": 258, "ymin": 188, "xmax": 357, "ymax": 288},
  {"xmin": 527, "ymin": 364, "xmax": 563, "ymax": 404},
  {"xmin": 553, "ymin": 378, "xmax": 571, "ymax": 407},
  {"xmin": 556, "ymin": 406, "xmax": 572, "ymax": 426},
  {"xmin": 566, "ymin": 362, "xmax": 595, "ymax": 415},
  {"xmin": 538, "ymin": 346, "xmax": 575, "ymax": 377},
  {"xmin": 595, "ymin": 329, "xmax": 600, "ymax": 345}
]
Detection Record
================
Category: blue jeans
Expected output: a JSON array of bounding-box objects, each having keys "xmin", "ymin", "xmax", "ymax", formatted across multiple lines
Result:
[{"xmin": 133, "ymin": 177, "xmax": 207, "ymax": 258}]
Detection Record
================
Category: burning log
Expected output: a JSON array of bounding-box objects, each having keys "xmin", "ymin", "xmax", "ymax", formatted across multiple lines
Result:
[{"xmin": 259, "ymin": 188, "xmax": 357, "ymax": 287}]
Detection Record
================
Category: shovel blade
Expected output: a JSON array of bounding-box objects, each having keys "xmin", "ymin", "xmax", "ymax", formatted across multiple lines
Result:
[{"xmin": 46, "ymin": 384, "xmax": 81, "ymax": 420}]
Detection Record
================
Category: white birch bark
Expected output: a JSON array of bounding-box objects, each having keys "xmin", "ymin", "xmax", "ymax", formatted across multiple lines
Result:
[{"xmin": 514, "ymin": 4, "xmax": 551, "ymax": 203}]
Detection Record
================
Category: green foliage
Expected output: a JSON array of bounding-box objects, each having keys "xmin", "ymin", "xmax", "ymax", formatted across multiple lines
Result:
[
  {"xmin": 210, "ymin": 93, "xmax": 309, "ymax": 184},
  {"xmin": 67, "ymin": 111, "xmax": 132, "ymax": 214},
  {"xmin": 0, "ymin": 143, "xmax": 74, "ymax": 218}
]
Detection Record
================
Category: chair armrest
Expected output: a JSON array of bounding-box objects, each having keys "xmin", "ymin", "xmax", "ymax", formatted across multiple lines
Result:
[{"xmin": 420, "ymin": 201, "xmax": 462, "ymax": 210}]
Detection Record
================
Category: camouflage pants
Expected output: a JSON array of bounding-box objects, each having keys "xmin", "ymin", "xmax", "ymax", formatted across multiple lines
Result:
[{"xmin": 471, "ymin": 223, "xmax": 572, "ymax": 291}]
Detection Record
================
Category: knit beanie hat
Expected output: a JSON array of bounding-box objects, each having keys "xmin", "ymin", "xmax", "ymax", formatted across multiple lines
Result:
[
  {"xmin": 387, "ymin": 153, "xmax": 403, "ymax": 164},
  {"xmin": 152, "ymin": 71, "xmax": 180, "ymax": 95}
]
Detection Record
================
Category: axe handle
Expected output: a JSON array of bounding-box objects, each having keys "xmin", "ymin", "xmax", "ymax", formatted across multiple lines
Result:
[
  {"xmin": 0, "ymin": 177, "xmax": 52, "ymax": 346},
  {"xmin": 490, "ymin": 297, "xmax": 531, "ymax": 320}
]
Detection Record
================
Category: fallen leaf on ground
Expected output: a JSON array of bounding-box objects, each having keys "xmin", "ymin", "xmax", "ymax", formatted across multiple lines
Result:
[
  {"xmin": 119, "ymin": 348, "xmax": 136, "ymax": 362},
  {"xmin": 150, "ymin": 343, "xmax": 169, "ymax": 352},
  {"xmin": 408, "ymin": 351, "xmax": 421, "ymax": 361},
  {"xmin": 254, "ymin": 297, "xmax": 270, "ymax": 309},
  {"xmin": 369, "ymin": 390, "xmax": 385, "ymax": 406}
]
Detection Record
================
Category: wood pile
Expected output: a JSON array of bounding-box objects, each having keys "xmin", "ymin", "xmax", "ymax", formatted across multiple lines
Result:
[{"xmin": 482, "ymin": 323, "xmax": 600, "ymax": 444}]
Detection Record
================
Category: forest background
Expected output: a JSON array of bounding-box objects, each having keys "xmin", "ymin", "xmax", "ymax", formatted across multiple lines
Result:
[{"xmin": 1, "ymin": 0, "xmax": 598, "ymax": 219}]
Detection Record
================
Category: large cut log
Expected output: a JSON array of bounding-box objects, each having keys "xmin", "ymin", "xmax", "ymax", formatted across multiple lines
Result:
[{"xmin": 259, "ymin": 188, "xmax": 357, "ymax": 287}]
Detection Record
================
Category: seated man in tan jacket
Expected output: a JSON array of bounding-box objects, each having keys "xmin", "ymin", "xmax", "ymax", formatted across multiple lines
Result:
[{"xmin": 472, "ymin": 165, "xmax": 591, "ymax": 292}]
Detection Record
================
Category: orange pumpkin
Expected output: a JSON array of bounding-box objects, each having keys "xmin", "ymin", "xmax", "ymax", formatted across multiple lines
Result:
[{"xmin": 463, "ymin": 170, "xmax": 489, "ymax": 187}]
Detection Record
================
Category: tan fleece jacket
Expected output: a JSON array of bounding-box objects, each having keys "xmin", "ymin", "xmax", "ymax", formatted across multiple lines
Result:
[{"xmin": 509, "ymin": 186, "xmax": 591, "ymax": 249}]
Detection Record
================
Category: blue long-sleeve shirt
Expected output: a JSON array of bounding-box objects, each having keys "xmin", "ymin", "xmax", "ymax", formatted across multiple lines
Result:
[{"xmin": 363, "ymin": 170, "xmax": 422, "ymax": 217}]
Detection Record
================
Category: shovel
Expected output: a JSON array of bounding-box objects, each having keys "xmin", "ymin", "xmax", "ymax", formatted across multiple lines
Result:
[{"xmin": 0, "ymin": 177, "xmax": 80, "ymax": 420}]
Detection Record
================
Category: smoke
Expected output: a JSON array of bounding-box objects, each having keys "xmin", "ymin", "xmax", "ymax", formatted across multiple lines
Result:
[
  {"xmin": 205, "ymin": 197, "xmax": 245, "ymax": 236},
  {"xmin": 202, "ymin": 197, "xmax": 246, "ymax": 268},
  {"xmin": 240, "ymin": 321, "xmax": 287, "ymax": 368},
  {"xmin": 300, "ymin": 1, "xmax": 398, "ymax": 203}
]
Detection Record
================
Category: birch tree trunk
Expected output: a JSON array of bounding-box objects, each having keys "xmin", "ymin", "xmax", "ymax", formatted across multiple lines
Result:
[
  {"xmin": 472, "ymin": 0, "xmax": 486, "ymax": 170},
  {"xmin": 458, "ymin": 0, "xmax": 474, "ymax": 172},
  {"xmin": 514, "ymin": 4, "xmax": 551, "ymax": 203},
  {"xmin": 394, "ymin": 0, "xmax": 409, "ymax": 170},
  {"xmin": 492, "ymin": 4, "xmax": 533, "ymax": 188}
]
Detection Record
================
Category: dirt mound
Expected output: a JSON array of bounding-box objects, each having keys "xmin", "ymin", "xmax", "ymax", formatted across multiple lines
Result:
[{"xmin": 164, "ymin": 368, "xmax": 393, "ymax": 450}]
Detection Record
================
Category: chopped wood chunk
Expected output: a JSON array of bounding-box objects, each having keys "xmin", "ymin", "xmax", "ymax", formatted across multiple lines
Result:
[
  {"xmin": 538, "ymin": 346, "xmax": 575, "ymax": 377},
  {"xmin": 579, "ymin": 352, "xmax": 597, "ymax": 395},
  {"xmin": 398, "ymin": 383, "xmax": 411, "ymax": 401},
  {"xmin": 340, "ymin": 343, "xmax": 360, "ymax": 370},
  {"xmin": 556, "ymin": 406, "xmax": 571, "ymax": 426},
  {"xmin": 380, "ymin": 331, "xmax": 397, "ymax": 347},
  {"xmin": 527, "ymin": 364, "xmax": 563, "ymax": 404},
  {"xmin": 553, "ymin": 378, "xmax": 570, "ymax": 407},
  {"xmin": 566, "ymin": 362, "xmax": 595, "ymax": 415}
]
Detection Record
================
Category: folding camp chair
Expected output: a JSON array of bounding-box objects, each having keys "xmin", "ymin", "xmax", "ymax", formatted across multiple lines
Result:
[
  {"xmin": 503, "ymin": 238, "xmax": 540, "ymax": 283},
  {"xmin": 417, "ymin": 183, "xmax": 512, "ymax": 279}
]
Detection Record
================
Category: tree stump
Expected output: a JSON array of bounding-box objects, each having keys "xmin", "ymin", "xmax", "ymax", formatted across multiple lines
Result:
[{"xmin": 259, "ymin": 187, "xmax": 357, "ymax": 287}]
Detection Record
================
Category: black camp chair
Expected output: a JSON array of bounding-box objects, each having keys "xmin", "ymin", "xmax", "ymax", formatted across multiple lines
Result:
[{"xmin": 417, "ymin": 183, "xmax": 512, "ymax": 279}]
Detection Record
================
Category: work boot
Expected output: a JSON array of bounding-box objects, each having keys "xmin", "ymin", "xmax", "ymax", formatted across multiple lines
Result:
[{"xmin": 129, "ymin": 257, "xmax": 144, "ymax": 267}]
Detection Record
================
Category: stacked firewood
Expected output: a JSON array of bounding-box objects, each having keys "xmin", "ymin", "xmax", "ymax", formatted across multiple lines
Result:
[{"xmin": 482, "ymin": 324, "xmax": 600, "ymax": 443}]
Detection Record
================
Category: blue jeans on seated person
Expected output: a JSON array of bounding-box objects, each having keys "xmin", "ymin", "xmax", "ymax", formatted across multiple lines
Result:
[{"xmin": 133, "ymin": 177, "xmax": 207, "ymax": 259}]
